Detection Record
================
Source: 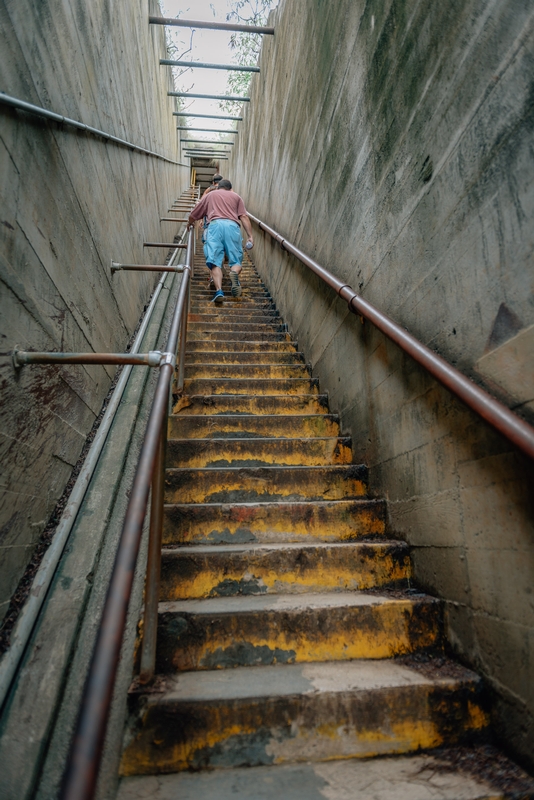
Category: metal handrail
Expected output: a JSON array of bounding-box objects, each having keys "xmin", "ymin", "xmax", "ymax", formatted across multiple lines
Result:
[
  {"xmin": 0, "ymin": 246, "xmax": 184, "ymax": 714},
  {"xmin": 0, "ymin": 92, "xmax": 189, "ymax": 167},
  {"xmin": 250, "ymin": 214, "xmax": 534, "ymax": 461},
  {"xmin": 12, "ymin": 350, "xmax": 174, "ymax": 368},
  {"xmin": 59, "ymin": 228, "xmax": 195, "ymax": 800}
]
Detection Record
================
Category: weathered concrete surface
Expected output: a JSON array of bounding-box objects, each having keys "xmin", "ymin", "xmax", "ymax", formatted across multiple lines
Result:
[
  {"xmin": 0, "ymin": 270, "xmax": 183, "ymax": 800},
  {"xmin": 475, "ymin": 323, "xmax": 534, "ymax": 413},
  {"xmin": 164, "ymin": 464, "xmax": 369, "ymax": 504},
  {"xmin": 159, "ymin": 541, "xmax": 411, "ymax": 599},
  {"xmin": 230, "ymin": 0, "xmax": 534, "ymax": 770},
  {"xmin": 162, "ymin": 498, "xmax": 385, "ymax": 544},
  {"xmin": 168, "ymin": 412, "xmax": 341, "ymax": 439},
  {"xmin": 117, "ymin": 748, "xmax": 534, "ymax": 800},
  {"xmin": 120, "ymin": 658, "xmax": 487, "ymax": 775},
  {"xmin": 154, "ymin": 591, "xmax": 441, "ymax": 671},
  {"xmin": 0, "ymin": 0, "xmax": 188, "ymax": 619}
]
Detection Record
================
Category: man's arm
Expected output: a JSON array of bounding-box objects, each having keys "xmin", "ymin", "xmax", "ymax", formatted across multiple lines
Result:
[
  {"xmin": 239, "ymin": 214, "xmax": 254, "ymax": 246},
  {"xmin": 188, "ymin": 195, "xmax": 208, "ymax": 228}
]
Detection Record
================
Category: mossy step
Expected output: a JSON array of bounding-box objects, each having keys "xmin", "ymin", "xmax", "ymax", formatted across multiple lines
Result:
[
  {"xmin": 172, "ymin": 393, "xmax": 329, "ymax": 416},
  {"xmin": 163, "ymin": 498, "xmax": 385, "ymax": 543},
  {"xmin": 191, "ymin": 289, "xmax": 271, "ymax": 300},
  {"xmin": 181, "ymin": 377, "xmax": 319, "ymax": 395},
  {"xmin": 166, "ymin": 436, "xmax": 352, "ymax": 468},
  {"xmin": 120, "ymin": 658, "xmax": 488, "ymax": 775},
  {"xmin": 190, "ymin": 300, "xmax": 276, "ymax": 312},
  {"xmin": 188, "ymin": 322, "xmax": 287, "ymax": 334},
  {"xmin": 159, "ymin": 541, "xmax": 411, "ymax": 600},
  {"xmin": 184, "ymin": 364, "xmax": 311, "ymax": 380},
  {"xmin": 154, "ymin": 591, "xmax": 442, "ymax": 672},
  {"xmin": 164, "ymin": 465, "xmax": 369, "ymax": 504},
  {"xmin": 187, "ymin": 330, "xmax": 292, "ymax": 342},
  {"xmin": 188, "ymin": 313, "xmax": 280, "ymax": 324},
  {"xmin": 168, "ymin": 413, "xmax": 340, "ymax": 439},
  {"xmin": 184, "ymin": 351, "xmax": 305, "ymax": 365},
  {"xmin": 186, "ymin": 340, "xmax": 298, "ymax": 352},
  {"xmin": 191, "ymin": 280, "xmax": 267, "ymax": 290}
]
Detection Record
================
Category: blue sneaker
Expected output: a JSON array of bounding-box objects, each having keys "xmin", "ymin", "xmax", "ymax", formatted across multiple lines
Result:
[{"xmin": 212, "ymin": 290, "xmax": 224, "ymax": 305}]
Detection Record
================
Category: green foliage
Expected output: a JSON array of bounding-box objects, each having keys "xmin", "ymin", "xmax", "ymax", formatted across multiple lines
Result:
[{"xmin": 220, "ymin": 0, "xmax": 277, "ymax": 115}]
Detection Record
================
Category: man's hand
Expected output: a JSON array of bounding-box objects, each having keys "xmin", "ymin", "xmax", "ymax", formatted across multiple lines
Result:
[{"xmin": 239, "ymin": 214, "xmax": 253, "ymax": 244}]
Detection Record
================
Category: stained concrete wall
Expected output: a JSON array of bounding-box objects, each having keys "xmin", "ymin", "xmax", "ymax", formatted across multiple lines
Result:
[
  {"xmin": 230, "ymin": 0, "xmax": 534, "ymax": 769},
  {"xmin": 0, "ymin": 268, "xmax": 184, "ymax": 800},
  {"xmin": 0, "ymin": 0, "xmax": 188, "ymax": 621}
]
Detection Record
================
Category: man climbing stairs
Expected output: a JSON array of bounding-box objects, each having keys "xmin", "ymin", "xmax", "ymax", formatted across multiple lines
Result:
[{"xmin": 117, "ymin": 254, "xmax": 534, "ymax": 798}]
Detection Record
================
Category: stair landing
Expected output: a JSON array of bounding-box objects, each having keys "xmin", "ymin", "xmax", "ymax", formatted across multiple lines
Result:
[{"xmin": 118, "ymin": 745, "xmax": 534, "ymax": 800}]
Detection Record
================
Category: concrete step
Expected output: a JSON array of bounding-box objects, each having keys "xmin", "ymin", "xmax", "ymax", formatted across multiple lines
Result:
[
  {"xmin": 166, "ymin": 436, "xmax": 352, "ymax": 468},
  {"xmin": 120, "ymin": 658, "xmax": 488, "ymax": 775},
  {"xmin": 190, "ymin": 300, "xmax": 276, "ymax": 312},
  {"xmin": 172, "ymin": 393, "xmax": 330, "ymax": 416},
  {"xmin": 163, "ymin": 498, "xmax": 386, "ymax": 544},
  {"xmin": 168, "ymin": 413, "xmax": 340, "ymax": 438},
  {"xmin": 191, "ymin": 273, "xmax": 265, "ymax": 282},
  {"xmin": 188, "ymin": 312, "xmax": 281, "ymax": 324},
  {"xmin": 187, "ymin": 330, "xmax": 292, "ymax": 342},
  {"xmin": 186, "ymin": 340, "xmax": 298, "ymax": 352},
  {"xmin": 184, "ymin": 350, "xmax": 305, "ymax": 364},
  {"xmin": 191, "ymin": 274, "xmax": 260, "ymax": 284},
  {"xmin": 159, "ymin": 541, "xmax": 412, "ymax": 600},
  {"xmin": 117, "ymin": 746, "xmax": 534, "ymax": 799},
  {"xmin": 191, "ymin": 279, "xmax": 267, "ymax": 290},
  {"xmin": 184, "ymin": 363, "xmax": 311, "ymax": 380},
  {"xmin": 182, "ymin": 377, "xmax": 319, "ymax": 395},
  {"xmin": 191, "ymin": 281, "xmax": 264, "ymax": 289},
  {"xmin": 187, "ymin": 321, "xmax": 287, "ymax": 333},
  {"xmin": 192, "ymin": 289, "xmax": 271, "ymax": 300},
  {"xmin": 154, "ymin": 591, "xmax": 442, "ymax": 672},
  {"xmin": 189, "ymin": 288, "xmax": 272, "ymax": 297},
  {"xmin": 164, "ymin": 464, "xmax": 370, "ymax": 504},
  {"xmin": 191, "ymin": 267, "xmax": 263, "ymax": 274}
]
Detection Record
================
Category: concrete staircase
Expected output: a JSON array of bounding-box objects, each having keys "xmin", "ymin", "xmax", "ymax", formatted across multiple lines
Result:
[{"xmin": 118, "ymin": 256, "xmax": 534, "ymax": 799}]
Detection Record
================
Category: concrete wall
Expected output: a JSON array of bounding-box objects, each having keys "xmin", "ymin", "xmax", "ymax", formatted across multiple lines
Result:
[
  {"xmin": 0, "ymin": 0, "xmax": 188, "ymax": 620},
  {"xmin": 230, "ymin": 0, "xmax": 534, "ymax": 769}
]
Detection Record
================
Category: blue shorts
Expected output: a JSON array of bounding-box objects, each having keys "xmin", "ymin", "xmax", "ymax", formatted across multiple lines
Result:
[{"xmin": 204, "ymin": 219, "xmax": 243, "ymax": 269}]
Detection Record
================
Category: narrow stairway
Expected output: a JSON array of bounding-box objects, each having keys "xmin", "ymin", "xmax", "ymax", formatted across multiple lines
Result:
[{"xmin": 118, "ymin": 252, "xmax": 534, "ymax": 799}]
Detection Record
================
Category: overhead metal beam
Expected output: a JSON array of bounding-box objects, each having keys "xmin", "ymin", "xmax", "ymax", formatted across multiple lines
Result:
[
  {"xmin": 184, "ymin": 152, "xmax": 230, "ymax": 156},
  {"xmin": 150, "ymin": 16, "xmax": 274, "ymax": 34},
  {"xmin": 181, "ymin": 139, "xmax": 234, "ymax": 145},
  {"xmin": 169, "ymin": 92, "xmax": 250, "ymax": 102},
  {"xmin": 174, "ymin": 112, "xmax": 242, "ymax": 120},
  {"xmin": 177, "ymin": 127, "xmax": 238, "ymax": 134},
  {"xmin": 161, "ymin": 59, "xmax": 259, "ymax": 73},
  {"xmin": 183, "ymin": 146, "xmax": 230, "ymax": 151}
]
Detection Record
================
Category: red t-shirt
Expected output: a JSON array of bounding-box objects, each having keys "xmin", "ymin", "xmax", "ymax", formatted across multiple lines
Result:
[{"xmin": 190, "ymin": 190, "xmax": 247, "ymax": 225}]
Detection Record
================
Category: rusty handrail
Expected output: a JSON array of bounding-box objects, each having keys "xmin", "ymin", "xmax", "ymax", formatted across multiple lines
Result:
[
  {"xmin": 59, "ymin": 228, "xmax": 194, "ymax": 800},
  {"xmin": 250, "ymin": 214, "xmax": 534, "ymax": 461}
]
